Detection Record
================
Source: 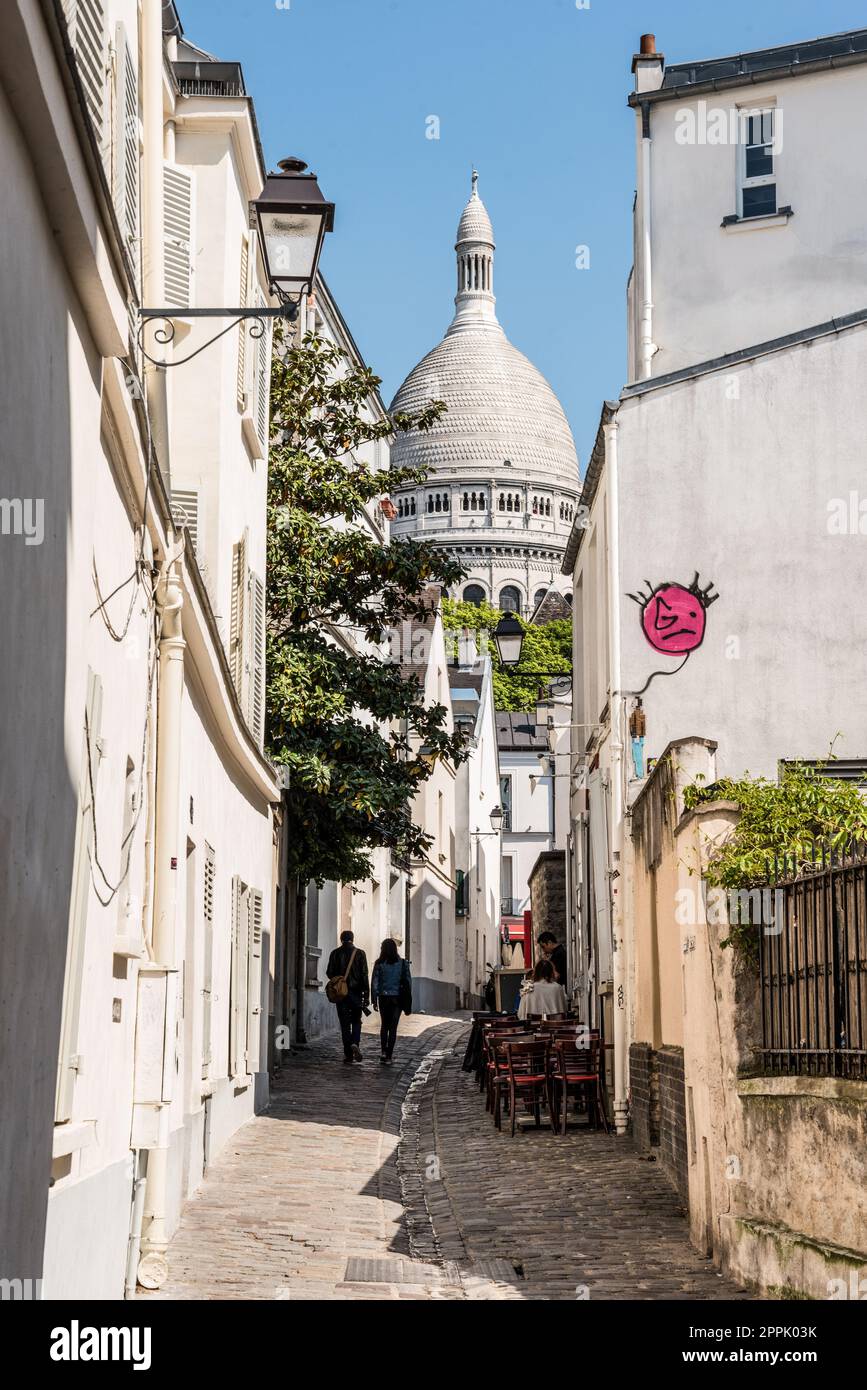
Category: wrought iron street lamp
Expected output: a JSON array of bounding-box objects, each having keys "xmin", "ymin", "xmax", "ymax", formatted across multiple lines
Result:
[
  {"xmin": 492, "ymin": 612, "xmax": 572, "ymax": 692},
  {"xmin": 139, "ymin": 156, "xmax": 334, "ymax": 367},
  {"xmin": 489, "ymin": 805, "xmax": 504, "ymax": 831}
]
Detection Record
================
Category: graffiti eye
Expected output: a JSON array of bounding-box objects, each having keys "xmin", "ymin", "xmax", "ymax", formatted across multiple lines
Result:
[{"xmin": 689, "ymin": 610, "xmax": 697, "ymax": 617}]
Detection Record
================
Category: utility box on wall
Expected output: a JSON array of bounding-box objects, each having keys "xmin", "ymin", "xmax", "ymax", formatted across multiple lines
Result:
[{"xmin": 131, "ymin": 966, "xmax": 178, "ymax": 1149}]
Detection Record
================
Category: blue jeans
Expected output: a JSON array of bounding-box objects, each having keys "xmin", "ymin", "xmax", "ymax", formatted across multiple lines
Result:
[{"xmin": 336, "ymin": 999, "xmax": 362, "ymax": 1058}]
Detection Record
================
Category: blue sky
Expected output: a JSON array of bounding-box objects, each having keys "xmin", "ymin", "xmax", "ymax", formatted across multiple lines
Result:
[{"xmin": 179, "ymin": 0, "xmax": 866, "ymax": 469}]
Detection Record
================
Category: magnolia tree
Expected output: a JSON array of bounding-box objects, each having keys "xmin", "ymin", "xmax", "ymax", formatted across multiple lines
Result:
[{"xmin": 266, "ymin": 328, "xmax": 466, "ymax": 885}]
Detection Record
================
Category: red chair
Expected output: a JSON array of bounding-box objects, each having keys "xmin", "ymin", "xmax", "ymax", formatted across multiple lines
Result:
[
  {"xmin": 503, "ymin": 1040, "xmax": 556, "ymax": 1137},
  {"xmin": 551, "ymin": 1038, "xmax": 608, "ymax": 1134}
]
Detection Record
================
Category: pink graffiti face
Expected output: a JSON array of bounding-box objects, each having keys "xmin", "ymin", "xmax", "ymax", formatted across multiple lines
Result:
[
  {"xmin": 629, "ymin": 575, "xmax": 719, "ymax": 656},
  {"xmin": 641, "ymin": 583, "xmax": 706, "ymax": 654}
]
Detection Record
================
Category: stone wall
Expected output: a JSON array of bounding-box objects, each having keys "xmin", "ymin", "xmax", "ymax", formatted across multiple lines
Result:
[
  {"xmin": 629, "ymin": 1042, "xmax": 659, "ymax": 1154},
  {"xmin": 658, "ymin": 1046, "xmax": 689, "ymax": 1207},
  {"xmin": 528, "ymin": 850, "xmax": 567, "ymax": 943}
]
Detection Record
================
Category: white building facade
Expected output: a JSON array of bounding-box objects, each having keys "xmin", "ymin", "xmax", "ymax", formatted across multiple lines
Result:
[
  {"xmin": 388, "ymin": 174, "xmax": 581, "ymax": 618},
  {"xmin": 0, "ymin": 0, "xmax": 280, "ymax": 1298},
  {"xmin": 565, "ymin": 28, "xmax": 867, "ymax": 1134}
]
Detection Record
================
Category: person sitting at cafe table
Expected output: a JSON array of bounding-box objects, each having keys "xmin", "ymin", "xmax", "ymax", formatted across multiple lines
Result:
[
  {"xmin": 517, "ymin": 958, "xmax": 567, "ymax": 1019},
  {"xmin": 537, "ymin": 931, "xmax": 568, "ymax": 991}
]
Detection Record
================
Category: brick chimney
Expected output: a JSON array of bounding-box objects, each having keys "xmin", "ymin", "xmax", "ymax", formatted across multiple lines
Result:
[{"xmin": 632, "ymin": 32, "xmax": 665, "ymax": 93}]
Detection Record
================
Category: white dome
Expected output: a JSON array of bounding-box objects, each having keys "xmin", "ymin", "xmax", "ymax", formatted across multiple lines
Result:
[{"xmin": 390, "ymin": 325, "xmax": 579, "ymax": 483}]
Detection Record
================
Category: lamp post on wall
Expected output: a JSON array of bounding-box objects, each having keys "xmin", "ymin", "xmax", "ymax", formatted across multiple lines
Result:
[
  {"xmin": 492, "ymin": 613, "xmax": 572, "ymax": 693},
  {"xmin": 138, "ymin": 157, "xmax": 334, "ymax": 367}
]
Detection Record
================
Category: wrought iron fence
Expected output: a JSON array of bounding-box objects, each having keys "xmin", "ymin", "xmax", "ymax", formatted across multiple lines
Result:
[{"xmin": 757, "ymin": 843, "xmax": 867, "ymax": 1079}]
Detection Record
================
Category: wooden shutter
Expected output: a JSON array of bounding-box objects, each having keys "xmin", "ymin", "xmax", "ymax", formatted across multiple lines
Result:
[
  {"xmin": 56, "ymin": 670, "xmax": 103, "ymax": 1122},
  {"xmin": 113, "ymin": 24, "xmax": 138, "ymax": 252},
  {"xmin": 246, "ymin": 890, "xmax": 264, "ymax": 1072},
  {"xmin": 163, "ymin": 164, "xmax": 194, "ymax": 308},
  {"xmin": 201, "ymin": 845, "xmax": 215, "ymax": 1077},
  {"xmin": 237, "ymin": 238, "xmax": 250, "ymax": 410},
  {"xmin": 65, "ymin": 0, "xmax": 107, "ymax": 151},
  {"xmin": 250, "ymin": 572, "xmax": 265, "ymax": 747},
  {"xmin": 229, "ymin": 532, "xmax": 247, "ymax": 698},
  {"xmin": 171, "ymin": 487, "xmax": 199, "ymax": 556},
  {"xmin": 229, "ymin": 876, "xmax": 242, "ymax": 1077}
]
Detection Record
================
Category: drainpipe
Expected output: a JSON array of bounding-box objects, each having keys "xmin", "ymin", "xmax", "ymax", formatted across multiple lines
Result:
[
  {"xmin": 141, "ymin": 0, "xmax": 171, "ymax": 485},
  {"xmin": 124, "ymin": 1156, "xmax": 148, "ymax": 1299},
  {"xmin": 604, "ymin": 413, "xmax": 629, "ymax": 1136},
  {"xmin": 138, "ymin": 537, "xmax": 185, "ymax": 1285},
  {"xmin": 639, "ymin": 99, "xmax": 655, "ymax": 380}
]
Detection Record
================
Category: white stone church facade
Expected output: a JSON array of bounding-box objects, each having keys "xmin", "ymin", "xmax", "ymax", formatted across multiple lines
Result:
[{"xmin": 389, "ymin": 174, "xmax": 580, "ymax": 617}]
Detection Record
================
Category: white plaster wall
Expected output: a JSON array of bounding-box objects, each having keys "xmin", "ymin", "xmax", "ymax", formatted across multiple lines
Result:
[
  {"xmin": 632, "ymin": 66, "xmax": 867, "ymax": 379},
  {"xmin": 500, "ymin": 750, "xmax": 554, "ymax": 922}
]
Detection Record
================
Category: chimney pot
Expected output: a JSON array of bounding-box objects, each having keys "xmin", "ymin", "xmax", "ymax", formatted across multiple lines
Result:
[{"xmin": 640, "ymin": 34, "xmax": 657, "ymax": 55}]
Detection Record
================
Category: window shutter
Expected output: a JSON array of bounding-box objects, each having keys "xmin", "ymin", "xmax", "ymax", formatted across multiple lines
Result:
[
  {"xmin": 246, "ymin": 890, "xmax": 264, "ymax": 1072},
  {"xmin": 171, "ymin": 487, "xmax": 199, "ymax": 557},
  {"xmin": 163, "ymin": 164, "xmax": 194, "ymax": 308},
  {"xmin": 113, "ymin": 24, "xmax": 138, "ymax": 255},
  {"xmin": 56, "ymin": 670, "xmax": 103, "ymax": 1122},
  {"xmin": 230, "ymin": 532, "xmax": 248, "ymax": 698},
  {"xmin": 253, "ymin": 291, "xmax": 272, "ymax": 451},
  {"xmin": 64, "ymin": 0, "xmax": 107, "ymax": 152},
  {"xmin": 229, "ymin": 876, "xmax": 243, "ymax": 1077},
  {"xmin": 201, "ymin": 845, "xmax": 215, "ymax": 1077},
  {"xmin": 250, "ymin": 572, "xmax": 265, "ymax": 747},
  {"xmin": 237, "ymin": 238, "xmax": 250, "ymax": 410}
]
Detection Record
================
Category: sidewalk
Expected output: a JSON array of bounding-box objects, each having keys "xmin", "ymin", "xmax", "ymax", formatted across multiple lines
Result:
[{"xmin": 140, "ymin": 1016, "xmax": 749, "ymax": 1301}]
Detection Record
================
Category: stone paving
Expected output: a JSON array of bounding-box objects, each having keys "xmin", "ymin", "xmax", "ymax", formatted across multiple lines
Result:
[{"xmin": 140, "ymin": 1015, "xmax": 749, "ymax": 1301}]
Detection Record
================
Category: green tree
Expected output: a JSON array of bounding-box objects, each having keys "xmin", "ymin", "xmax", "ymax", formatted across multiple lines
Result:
[
  {"xmin": 440, "ymin": 598, "xmax": 572, "ymax": 711},
  {"xmin": 266, "ymin": 329, "xmax": 466, "ymax": 884},
  {"xmin": 684, "ymin": 759, "xmax": 867, "ymax": 951}
]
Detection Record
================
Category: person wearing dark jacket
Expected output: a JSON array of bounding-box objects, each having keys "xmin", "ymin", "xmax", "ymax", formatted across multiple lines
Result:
[
  {"xmin": 537, "ymin": 932, "xmax": 568, "ymax": 993},
  {"xmin": 371, "ymin": 939, "xmax": 411, "ymax": 1065},
  {"xmin": 326, "ymin": 930, "xmax": 370, "ymax": 1064}
]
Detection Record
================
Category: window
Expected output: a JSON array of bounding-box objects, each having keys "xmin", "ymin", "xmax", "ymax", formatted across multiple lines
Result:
[
  {"xmin": 501, "ymin": 855, "xmax": 514, "ymax": 916},
  {"xmin": 463, "ymin": 584, "xmax": 486, "ymax": 606},
  {"xmin": 500, "ymin": 774, "xmax": 513, "ymax": 831},
  {"xmin": 230, "ymin": 532, "xmax": 266, "ymax": 748},
  {"xmin": 534, "ymin": 588, "xmax": 547, "ymax": 609},
  {"xmin": 229, "ymin": 878, "xmax": 264, "ymax": 1077},
  {"xmin": 499, "ymin": 585, "xmax": 521, "ymax": 614},
  {"xmin": 164, "ymin": 163, "xmax": 195, "ymax": 307},
  {"xmin": 740, "ymin": 108, "xmax": 777, "ymax": 219},
  {"xmin": 455, "ymin": 869, "xmax": 468, "ymax": 917}
]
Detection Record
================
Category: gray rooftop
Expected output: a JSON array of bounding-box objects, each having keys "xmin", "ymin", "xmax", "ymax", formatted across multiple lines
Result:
[{"xmin": 496, "ymin": 712, "xmax": 547, "ymax": 751}]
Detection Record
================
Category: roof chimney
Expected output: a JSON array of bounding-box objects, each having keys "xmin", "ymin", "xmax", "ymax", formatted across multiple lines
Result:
[{"xmin": 632, "ymin": 32, "xmax": 665, "ymax": 93}]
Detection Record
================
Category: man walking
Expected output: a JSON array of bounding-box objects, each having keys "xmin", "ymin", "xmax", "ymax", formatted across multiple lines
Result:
[
  {"xmin": 536, "ymin": 931, "xmax": 568, "ymax": 993},
  {"xmin": 326, "ymin": 930, "xmax": 370, "ymax": 1064}
]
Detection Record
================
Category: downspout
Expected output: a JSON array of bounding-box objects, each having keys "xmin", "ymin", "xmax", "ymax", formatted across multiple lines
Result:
[
  {"xmin": 639, "ymin": 100, "xmax": 655, "ymax": 380},
  {"xmin": 141, "ymin": 0, "xmax": 171, "ymax": 485},
  {"xmin": 604, "ymin": 412, "xmax": 629, "ymax": 1136},
  {"xmin": 138, "ymin": 537, "xmax": 185, "ymax": 1284}
]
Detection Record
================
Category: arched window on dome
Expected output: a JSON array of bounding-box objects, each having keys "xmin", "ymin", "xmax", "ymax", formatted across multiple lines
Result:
[
  {"xmin": 545, "ymin": 499, "xmax": 552, "ymax": 517},
  {"xmin": 499, "ymin": 585, "xmax": 521, "ymax": 615},
  {"xmin": 427, "ymin": 496, "xmax": 434, "ymax": 513},
  {"xmin": 443, "ymin": 494, "xmax": 450, "ymax": 512},
  {"xmin": 534, "ymin": 588, "xmax": 548, "ymax": 610},
  {"xmin": 479, "ymin": 493, "xmax": 486, "ymax": 511},
  {"xmin": 463, "ymin": 492, "xmax": 469, "ymax": 511},
  {"xmin": 411, "ymin": 498, "xmax": 417, "ymax": 515},
  {"xmin": 506, "ymin": 495, "xmax": 513, "ymax": 513},
  {"xmin": 498, "ymin": 495, "xmax": 505, "ymax": 512},
  {"xmin": 532, "ymin": 497, "xmax": 538, "ymax": 515},
  {"xmin": 435, "ymin": 495, "xmax": 442, "ymax": 512},
  {"xmin": 463, "ymin": 584, "xmax": 486, "ymax": 607}
]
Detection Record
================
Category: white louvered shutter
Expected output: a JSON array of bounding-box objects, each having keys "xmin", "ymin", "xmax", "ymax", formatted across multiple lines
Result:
[
  {"xmin": 172, "ymin": 487, "xmax": 199, "ymax": 558},
  {"xmin": 230, "ymin": 532, "xmax": 247, "ymax": 698},
  {"xmin": 201, "ymin": 845, "xmax": 215, "ymax": 1077},
  {"xmin": 237, "ymin": 238, "xmax": 250, "ymax": 410},
  {"xmin": 229, "ymin": 876, "xmax": 242, "ymax": 1077},
  {"xmin": 65, "ymin": 0, "xmax": 107, "ymax": 153},
  {"xmin": 113, "ymin": 24, "xmax": 138, "ymax": 254},
  {"xmin": 246, "ymin": 890, "xmax": 264, "ymax": 1072},
  {"xmin": 56, "ymin": 670, "xmax": 103, "ymax": 1122},
  {"xmin": 250, "ymin": 573, "xmax": 265, "ymax": 747},
  {"xmin": 254, "ymin": 292, "xmax": 272, "ymax": 452},
  {"xmin": 163, "ymin": 165, "xmax": 194, "ymax": 308}
]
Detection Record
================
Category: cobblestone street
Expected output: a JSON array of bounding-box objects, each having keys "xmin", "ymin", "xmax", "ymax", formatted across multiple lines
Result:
[{"xmin": 141, "ymin": 1017, "xmax": 749, "ymax": 1302}]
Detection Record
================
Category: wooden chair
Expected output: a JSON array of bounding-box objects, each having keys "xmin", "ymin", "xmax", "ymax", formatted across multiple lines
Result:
[
  {"xmin": 484, "ymin": 1029, "xmax": 532, "ymax": 1112},
  {"xmin": 551, "ymin": 1038, "xmax": 608, "ymax": 1134},
  {"xmin": 475, "ymin": 1017, "xmax": 523, "ymax": 1088},
  {"xmin": 503, "ymin": 1040, "xmax": 556, "ymax": 1137}
]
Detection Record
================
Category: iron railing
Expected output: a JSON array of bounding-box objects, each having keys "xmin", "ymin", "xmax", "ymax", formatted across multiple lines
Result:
[{"xmin": 757, "ymin": 844, "xmax": 867, "ymax": 1079}]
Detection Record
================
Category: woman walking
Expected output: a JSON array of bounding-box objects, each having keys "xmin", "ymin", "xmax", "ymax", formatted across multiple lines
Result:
[{"xmin": 371, "ymin": 939, "xmax": 411, "ymax": 1065}]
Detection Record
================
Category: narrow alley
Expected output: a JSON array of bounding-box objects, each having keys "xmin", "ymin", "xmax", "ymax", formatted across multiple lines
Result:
[{"xmin": 141, "ymin": 1018, "xmax": 748, "ymax": 1302}]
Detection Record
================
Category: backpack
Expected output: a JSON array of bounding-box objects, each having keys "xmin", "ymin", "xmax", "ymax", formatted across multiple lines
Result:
[
  {"xmin": 326, "ymin": 948, "xmax": 357, "ymax": 1005},
  {"xmin": 399, "ymin": 959, "xmax": 413, "ymax": 1016}
]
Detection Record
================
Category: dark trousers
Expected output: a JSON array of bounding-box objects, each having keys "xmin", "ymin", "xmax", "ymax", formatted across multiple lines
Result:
[
  {"xmin": 336, "ymin": 999, "xmax": 362, "ymax": 1058},
  {"xmin": 378, "ymin": 997, "xmax": 402, "ymax": 1058}
]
